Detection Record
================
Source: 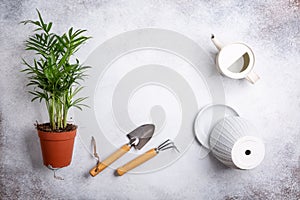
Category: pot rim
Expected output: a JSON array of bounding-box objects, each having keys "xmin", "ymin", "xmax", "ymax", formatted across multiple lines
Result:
[{"xmin": 37, "ymin": 127, "xmax": 77, "ymax": 141}]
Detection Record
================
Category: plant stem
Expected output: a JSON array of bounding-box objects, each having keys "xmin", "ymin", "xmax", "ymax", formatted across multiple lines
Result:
[
  {"xmin": 63, "ymin": 91, "xmax": 68, "ymax": 128},
  {"xmin": 56, "ymin": 97, "xmax": 61, "ymax": 129},
  {"xmin": 51, "ymin": 94, "xmax": 56, "ymax": 130},
  {"xmin": 45, "ymin": 97, "xmax": 50, "ymax": 122},
  {"xmin": 59, "ymin": 100, "xmax": 63, "ymax": 129}
]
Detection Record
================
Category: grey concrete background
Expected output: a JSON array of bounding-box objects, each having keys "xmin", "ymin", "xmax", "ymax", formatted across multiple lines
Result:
[{"xmin": 0, "ymin": 0, "xmax": 299, "ymax": 199}]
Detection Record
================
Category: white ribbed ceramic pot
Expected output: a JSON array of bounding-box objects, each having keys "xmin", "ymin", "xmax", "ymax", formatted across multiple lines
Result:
[{"xmin": 209, "ymin": 116, "xmax": 265, "ymax": 169}]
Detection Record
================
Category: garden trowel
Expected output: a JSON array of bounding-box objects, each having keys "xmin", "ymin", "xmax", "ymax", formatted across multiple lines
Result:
[{"xmin": 89, "ymin": 124, "xmax": 155, "ymax": 177}]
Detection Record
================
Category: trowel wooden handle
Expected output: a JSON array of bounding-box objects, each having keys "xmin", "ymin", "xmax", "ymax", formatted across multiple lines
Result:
[
  {"xmin": 116, "ymin": 148, "xmax": 158, "ymax": 176},
  {"xmin": 89, "ymin": 144, "xmax": 131, "ymax": 177}
]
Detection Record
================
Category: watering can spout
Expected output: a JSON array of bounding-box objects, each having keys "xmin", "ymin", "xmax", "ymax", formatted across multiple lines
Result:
[{"xmin": 211, "ymin": 34, "xmax": 223, "ymax": 51}]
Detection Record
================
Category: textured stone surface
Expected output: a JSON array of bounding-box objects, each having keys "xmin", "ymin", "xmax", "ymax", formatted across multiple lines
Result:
[{"xmin": 0, "ymin": 0, "xmax": 299, "ymax": 199}]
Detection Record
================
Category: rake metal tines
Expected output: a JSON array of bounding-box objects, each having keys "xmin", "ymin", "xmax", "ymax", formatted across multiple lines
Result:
[{"xmin": 156, "ymin": 139, "xmax": 180, "ymax": 153}]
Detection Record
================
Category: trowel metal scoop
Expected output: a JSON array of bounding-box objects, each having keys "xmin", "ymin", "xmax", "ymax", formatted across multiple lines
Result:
[{"xmin": 89, "ymin": 124, "xmax": 155, "ymax": 177}]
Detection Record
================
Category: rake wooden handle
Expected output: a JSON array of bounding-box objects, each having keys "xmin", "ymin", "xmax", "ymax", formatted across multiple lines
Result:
[
  {"xmin": 89, "ymin": 144, "xmax": 131, "ymax": 177},
  {"xmin": 116, "ymin": 148, "xmax": 158, "ymax": 176}
]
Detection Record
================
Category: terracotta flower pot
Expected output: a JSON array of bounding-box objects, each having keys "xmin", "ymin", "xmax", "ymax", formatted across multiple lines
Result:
[{"xmin": 37, "ymin": 127, "xmax": 76, "ymax": 168}]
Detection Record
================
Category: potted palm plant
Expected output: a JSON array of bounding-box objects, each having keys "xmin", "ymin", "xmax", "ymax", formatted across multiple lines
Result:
[{"xmin": 21, "ymin": 10, "xmax": 91, "ymax": 168}]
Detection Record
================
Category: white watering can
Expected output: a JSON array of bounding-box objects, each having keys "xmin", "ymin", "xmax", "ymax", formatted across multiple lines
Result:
[{"xmin": 211, "ymin": 34, "xmax": 259, "ymax": 84}]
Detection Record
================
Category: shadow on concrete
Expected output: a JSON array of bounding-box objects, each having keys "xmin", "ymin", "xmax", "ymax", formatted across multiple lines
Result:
[{"xmin": 25, "ymin": 128, "xmax": 44, "ymax": 169}]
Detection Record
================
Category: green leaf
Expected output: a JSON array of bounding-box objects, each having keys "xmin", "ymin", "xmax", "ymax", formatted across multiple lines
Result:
[
  {"xmin": 68, "ymin": 27, "xmax": 73, "ymax": 39},
  {"xmin": 36, "ymin": 9, "xmax": 47, "ymax": 31},
  {"xmin": 46, "ymin": 22, "xmax": 52, "ymax": 33},
  {"xmin": 71, "ymin": 29, "xmax": 87, "ymax": 39}
]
